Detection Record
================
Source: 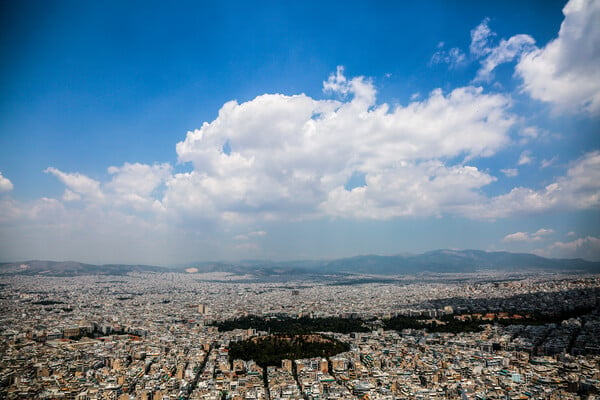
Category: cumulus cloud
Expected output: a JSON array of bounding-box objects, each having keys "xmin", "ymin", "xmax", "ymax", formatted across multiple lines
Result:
[
  {"xmin": 0, "ymin": 172, "xmax": 13, "ymax": 193},
  {"xmin": 518, "ymin": 126, "xmax": 557, "ymax": 144},
  {"xmin": 107, "ymin": 162, "xmax": 171, "ymax": 210},
  {"xmin": 470, "ymin": 18, "xmax": 495, "ymax": 58},
  {"xmin": 503, "ymin": 231, "xmax": 530, "ymax": 242},
  {"xmin": 4, "ymin": 66, "xmax": 598, "ymax": 264},
  {"xmin": 534, "ymin": 228, "xmax": 555, "ymax": 237},
  {"xmin": 503, "ymin": 228, "xmax": 555, "ymax": 242},
  {"xmin": 516, "ymin": 0, "xmax": 600, "ymax": 115},
  {"xmin": 518, "ymin": 150, "xmax": 534, "ymax": 166},
  {"xmin": 0, "ymin": 193, "xmax": 188, "ymax": 264},
  {"xmin": 173, "ymin": 68, "xmax": 514, "ymax": 221},
  {"xmin": 536, "ymin": 236, "xmax": 600, "ymax": 261},
  {"xmin": 322, "ymin": 66, "xmax": 376, "ymax": 108},
  {"xmin": 475, "ymin": 35, "xmax": 536, "ymax": 81},
  {"xmin": 39, "ymin": 69, "xmax": 596, "ymax": 226},
  {"xmin": 45, "ymin": 163, "xmax": 171, "ymax": 212},
  {"xmin": 462, "ymin": 151, "xmax": 600, "ymax": 218},
  {"xmin": 520, "ymin": 127, "xmax": 540, "ymax": 141},
  {"xmin": 62, "ymin": 189, "xmax": 81, "ymax": 202},
  {"xmin": 44, "ymin": 167, "xmax": 104, "ymax": 202},
  {"xmin": 468, "ymin": 18, "xmax": 535, "ymax": 82},
  {"xmin": 321, "ymin": 161, "xmax": 495, "ymax": 219},
  {"xmin": 432, "ymin": 0, "xmax": 599, "ymax": 109},
  {"xmin": 108, "ymin": 163, "xmax": 171, "ymax": 196},
  {"xmin": 501, "ymin": 168, "xmax": 518, "ymax": 177},
  {"xmin": 0, "ymin": 195, "xmax": 66, "ymax": 225}
]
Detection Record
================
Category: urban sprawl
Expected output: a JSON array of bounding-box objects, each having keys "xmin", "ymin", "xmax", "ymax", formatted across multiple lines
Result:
[{"xmin": 1, "ymin": 272, "xmax": 599, "ymax": 399}]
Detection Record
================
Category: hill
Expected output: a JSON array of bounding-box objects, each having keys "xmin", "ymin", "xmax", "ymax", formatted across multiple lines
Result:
[
  {"xmin": 321, "ymin": 249, "xmax": 600, "ymax": 274},
  {"xmin": 1, "ymin": 250, "xmax": 599, "ymax": 277},
  {"xmin": 0, "ymin": 260, "xmax": 166, "ymax": 276}
]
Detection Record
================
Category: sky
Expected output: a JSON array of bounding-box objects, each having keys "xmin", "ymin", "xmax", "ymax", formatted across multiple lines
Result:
[{"xmin": 0, "ymin": 0, "xmax": 599, "ymax": 265}]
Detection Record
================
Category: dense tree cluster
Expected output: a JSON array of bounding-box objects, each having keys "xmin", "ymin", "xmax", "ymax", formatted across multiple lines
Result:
[
  {"xmin": 211, "ymin": 316, "xmax": 370, "ymax": 334},
  {"xmin": 381, "ymin": 315, "xmax": 483, "ymax": 333},
  {"xmin": 213, "ymin": 306, "xmax": 598, "ymax": 338},
  {"xmin": 228, "ymin": 334, "xmax": 349, "ymax": 368},
  {"xmin": 495, "ymin": 306, "xmax": 597, "ymax": 326}
]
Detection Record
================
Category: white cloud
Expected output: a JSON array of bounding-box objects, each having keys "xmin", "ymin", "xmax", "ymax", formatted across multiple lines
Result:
[
  {"xmin": 461, "ymin": 151, "xmax": 600, "ymax": 218},
  {"xmin": 322, "ymin": 66, "xmax": 376, "ymax": 109},
  {"xmin": 173, "ymin": 68, "xmax": 514, "ymax": 221},
  {"xmin": 0, "ymin": 194, "xmax": 192, "ymax": 264},
  {"xmin": 470, "ymin": 18, "xmax": 495, "ymax": 58},
  {"xmin": 541, "ymin": 156, "xmax": 558, "ymax": 169},
  {"xmin": 107, "ymin": 162, "xmax": 171, "ymax": 210},
  {"xmin": 475, "ymin": 34, "xmax": 535, "ymax": 82},
  {"xmin": 503, "ymin": 232, "xmax": 530, "ymax": 242},
  {"xmin": 536, "ymin": 236, "xmax": 600, "ymax": 261},
  {"xmin": 450, "ymin": 1, "xmax": 600, "ymax": 112},
  {"xmin": 516, "ymin": 0, "xmax": 600, "ymax": 115},
  {"xmin": 2, "ymin": 63, "xmax": 599, "ymax": 263},
  {"xmin": 62, "ymin": 189, "xmax": 81, "ymax": 202},
  {"xmin": 0, "ymin": 195, "xmax": 67, "ymax": 225},
  {"xmin": 503, "ymin": 228, "xmax": 554, "ymax": 242},
  {"xmin": 44, "ymin": 163, "xmax": 171, "ymax": 212},
  {"xmin": 467, "ymin": 18, "xmax": 535, "ymax": 82},
  {"xmin": 44, "ymin": 167, "xmax": 104, "ymax": 202},
  {"xmin": 430, "ymin": 47, "xmax": 467, "ymax": 68},
  {"xmin": 0, "ymin": 172, "xmax": 13, "ymax": 193},
  {"xmin": 321, "ymin": 161, "xmax": 496, "ymax": 219},
  {"xmin": 518, "ymin": 126, "xmax": 555, "ymax": 145},
  {"xmin": 533, "ymin": 228, "xmax": 554, "ymax": 237},
  {"xmin": 520, "ymin": 126, "xmax": 540, "ymax": 141},
  {"xmin": 501, "ymin": 168, "xmax": 518, "ymax": 177},
  {"xmin": 107, "ymin": 163, "xmax": 171, "ymax": 196},
  {"xmin": 39, "ymin": 69, "xmax": 596, "ymax": 228},
  {"xmin": 518, "ymin": 150, "xmax": 533, "ymax": 165},
  {"xmin": 234, "ymin": 230, "xmax": 266, "ymax": 241}
]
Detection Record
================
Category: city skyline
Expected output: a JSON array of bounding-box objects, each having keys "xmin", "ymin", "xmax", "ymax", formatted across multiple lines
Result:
[
  {"xmin": 1, "ymin": 270, "xmax": 599, "ymax": 398},
  {"xmin": 1, "ymin": 0, "xmax": 599, "ymax": 264}
]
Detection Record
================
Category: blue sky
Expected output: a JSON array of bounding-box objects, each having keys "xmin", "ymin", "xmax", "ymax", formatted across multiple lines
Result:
[{"xmin": 1, "ymin": 0, "xmax": 599, "ymax": 264}]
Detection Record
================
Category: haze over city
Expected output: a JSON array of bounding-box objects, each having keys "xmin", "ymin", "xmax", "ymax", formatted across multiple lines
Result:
[{"xmin": 1, "ymin": 0, "xmax": 599, "ymax": 265}]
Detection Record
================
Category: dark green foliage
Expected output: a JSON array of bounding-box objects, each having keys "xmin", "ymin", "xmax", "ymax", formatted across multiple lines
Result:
[
  {"xmin": 383, "ymin": 305, "xmax": 598, "ymax": 333},
  {"xmin": 383, "ymin": 315, "xmax": 483, "ymax": 333},
  {"xmin": 32, "ymin": 300, "xmax": 64, "ymax": 305},
  {"xmin": 494, "ymin": 306, "xmax": 597, "ymax": 326},
  {"xmin": 381, "ymin": 315, "xmax": 425, "ymax": 330},
  {"xmin": 228, "ymin": 334, "xmax": 350, "ymax": 368},
  {"xmin": 429, "ymin": 317, "xmax": 484, "ymax": 333},
  {"xmin": 212, "ymin": 316, "xmax": 370, "ymax": 334}
]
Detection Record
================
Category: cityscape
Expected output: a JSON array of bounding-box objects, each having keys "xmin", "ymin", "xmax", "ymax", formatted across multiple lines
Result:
[{"xmin": 1, "ymin": 267, "xmax": 599, "ymax": 399}]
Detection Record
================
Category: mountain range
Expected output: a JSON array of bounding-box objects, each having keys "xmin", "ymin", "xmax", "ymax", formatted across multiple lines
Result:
[{"xmin": 1, "ymin": 250, "xmax": 599, "ymax": 277}]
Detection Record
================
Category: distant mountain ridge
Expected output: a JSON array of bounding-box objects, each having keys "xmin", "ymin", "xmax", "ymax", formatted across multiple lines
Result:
[
  {"xmin": 1, "ymin": 250, "xmax": 599, "ymax": 277},
  {"xmin": 0, "ymin": 260, "xmax": 165, "ymax": 276},
  {"xmin": 320, "ymin": 249, "xmax": 600, "ymax": 274}
]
